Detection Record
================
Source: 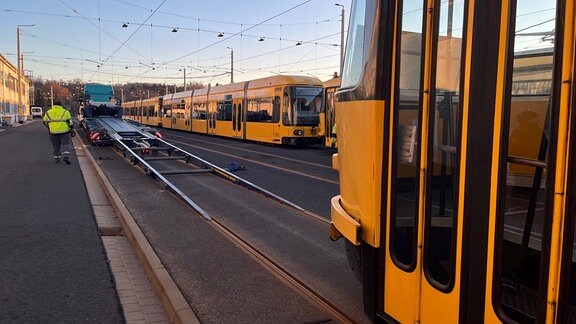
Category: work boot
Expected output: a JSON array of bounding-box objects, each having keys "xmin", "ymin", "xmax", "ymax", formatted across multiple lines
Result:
[
  {"xmin": 54, "ymin": 155, "xmax": 61, "ymax": 163},
  {"xmin": 63, "ymin": 156, "xmax": 71, "ymax": 165}
]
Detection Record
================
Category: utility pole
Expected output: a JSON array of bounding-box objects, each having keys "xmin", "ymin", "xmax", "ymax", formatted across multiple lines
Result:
[
  {"xmin": 183, "ymin": 68, "xmax": 187, "ymax": 91},
  {"xmin": 17, "ymin": 27, "xmax": 21, "ymax": 119},
  {"xmin": 335, "ymin": 4, "xmax": 345, "ymax": 77},
  {"xmin": 17, "ymin": 24, "xmax": 34, "ymax": 121},
  {"xmin": 226, "ymin": 47, "xmax": 234, "ymax": 83}
]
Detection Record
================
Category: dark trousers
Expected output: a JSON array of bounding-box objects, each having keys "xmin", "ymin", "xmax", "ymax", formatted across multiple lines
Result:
[{"xmin": 50, "ymin": 132, "xmax": 71, "ymax": 158}]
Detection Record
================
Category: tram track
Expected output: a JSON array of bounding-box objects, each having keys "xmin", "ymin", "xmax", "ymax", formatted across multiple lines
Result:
[
  {"xmin": 114, "ymin": 135, "xmax": 330, "ymax": 225},
  {"xmin": 85, "ymin": 133, "xmax": 364, "ymax": 321},
  {"xmin": 162, "ymin": 132, "xmax": 338, "ymax": 185},
  {"xmin": 165, "ymin": 132, "xmax": 333, "ymax": 170},
  {"xmin": 209, "ymin": 209, "xmax": 354, "ymax": 324}
]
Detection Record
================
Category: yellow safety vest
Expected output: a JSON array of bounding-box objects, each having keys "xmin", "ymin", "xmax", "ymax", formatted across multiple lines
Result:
[{"xmin": 43, "ymin": 105, "xmax": 72, "ymax": 134}]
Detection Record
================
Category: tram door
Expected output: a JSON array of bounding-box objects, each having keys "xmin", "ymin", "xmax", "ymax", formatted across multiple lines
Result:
[
  {"xmin": 232, "ymin": 98, "xmax": 243, "ymax": 138},
  {"xmin": 273, "ymin": 88, "xmax": 282, "ymax": 138},
  {"xmin": 207, "ymin": 101, "xmax": 217, "ymax": 135},
  {"xmin": 483, "ymin": 0, "xmax": 575, "ymax": 322},
  {"xmin": 136, "ymin": 104, "xmax": 142, "ymax": 123},
  {"xmin": 384, "ymin": 0, "xmax": 573, "ymax": 322},
  {"xmin": 384, "ymin": 0, "xmax": 465, "ymax": 322}
]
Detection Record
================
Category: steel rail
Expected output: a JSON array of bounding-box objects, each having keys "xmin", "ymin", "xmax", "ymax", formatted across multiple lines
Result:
[
  {"xmin": 209, "ymin": 215, "xmax": 356, "ymax": 323},
  {"xmin": 96, "ymin": 118, "xmax": 213, "ymax": 220},
  {"xmin": 154, "ymin": 137, "xmax": 328, "ymax": 219},
  {"xmin": 87, "ymin": 120, "xmax": 352, "ymax": 321}
]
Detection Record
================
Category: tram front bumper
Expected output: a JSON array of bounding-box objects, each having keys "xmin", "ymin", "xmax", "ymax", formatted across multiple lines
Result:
[{"xmin": 330, "ymin": 195, "xmax": 360, "ymax": 245}]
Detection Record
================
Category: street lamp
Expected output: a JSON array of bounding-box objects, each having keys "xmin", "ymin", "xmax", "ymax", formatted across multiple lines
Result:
[
  {"xmin": 334, "ymin": 4, "xmax": 345, "ymax": 77},
  {"xmin": 226, "ymin": 47, "xmax": 234, "ymax": 84},
  {"xmin": 17, "ymin": 24, "xmax": 35, "ymax": 120}
]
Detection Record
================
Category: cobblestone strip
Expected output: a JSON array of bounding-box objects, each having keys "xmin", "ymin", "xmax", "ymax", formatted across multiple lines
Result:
[
  {"xmin": 74, "ymin": 141, "xmax": 169, "ymax": 324},
  {"xmin": 103, "ymin": 237, "xmax": 169, "ymax": 324}
]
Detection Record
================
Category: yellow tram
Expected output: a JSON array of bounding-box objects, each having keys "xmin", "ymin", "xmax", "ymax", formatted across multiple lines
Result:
[
  {"xmin": 121, "ymin": 97, "xmax": 163, "ymax": 128},
  {"xmin": 321, "ymin": 77, "xmax": 341, "ymax": 148},
  {"xmin": 123, "ymin": 75, "xmax": 324, "ymax": 145},
  {"xmin": 330, "ymin": 0, "xmax": 576, "ymax": 322}
]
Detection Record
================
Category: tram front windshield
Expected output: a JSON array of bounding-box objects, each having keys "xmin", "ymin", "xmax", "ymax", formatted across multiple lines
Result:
[{"xmin": 284, "ymin": 86, "xmax": 322, "ymax": 126}]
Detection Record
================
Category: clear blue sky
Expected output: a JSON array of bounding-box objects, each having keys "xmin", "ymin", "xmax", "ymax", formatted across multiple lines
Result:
[{"xmin": 0, "ymin": 0, "xmax": 351, "ymax": 85}]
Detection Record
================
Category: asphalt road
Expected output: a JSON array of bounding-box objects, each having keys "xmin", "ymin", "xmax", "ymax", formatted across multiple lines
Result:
[{"xmin": 0, "ymin": 122, "xmax": 123, "ymax": 323}]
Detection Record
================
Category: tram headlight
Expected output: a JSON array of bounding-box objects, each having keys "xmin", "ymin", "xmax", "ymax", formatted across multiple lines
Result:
[{"xmin": 293, "ymin": 129, "xmax": 303, "ymax": 136}]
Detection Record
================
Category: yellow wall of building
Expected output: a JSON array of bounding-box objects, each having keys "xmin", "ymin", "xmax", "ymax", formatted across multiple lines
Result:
[{"xmin": 1, "ymin": 53, "xmax": 30, "ymax": 124}]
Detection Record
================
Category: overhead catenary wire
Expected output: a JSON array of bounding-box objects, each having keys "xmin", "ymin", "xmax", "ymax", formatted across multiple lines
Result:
[
  {"xmin": 56, "ymin": 1, "xmax": 150, "ymax": 62},
  {"xmin": 0, "ymin": 9, "xmax": 340, "ymax": 46},
  {"xmin": 10, "ymin": 0, "xmax": 342, "ymax": 84},
  {"xmin": 163, "ymin": 0, "xmax": 314, "ymax": 66},
  {"xmin": 114, "ymin": 0, "xmax": 337, "ymax": 27},
  {"xmin": 86, "ymin": 0, "xmax": 169, "ymax": 81}
]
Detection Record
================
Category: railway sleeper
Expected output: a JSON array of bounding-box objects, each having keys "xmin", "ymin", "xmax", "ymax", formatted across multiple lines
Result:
[
  {"xmin": 142, "ymin": 156, "xmax": 186, "ymax": 161},
  {"xmin": 130, "ymin": 146, "xmax": 172, "ymax": 152},
  {"xmin": 159, "ymin": 169, "xmax": 213, "ymax": 176}
]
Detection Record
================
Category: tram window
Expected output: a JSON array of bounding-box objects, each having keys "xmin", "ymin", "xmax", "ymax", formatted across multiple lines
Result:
[
  {"xmin": 164, "ymin": 105, "xmax": 172, "ymax": 117},
  {"xmin": 340, "ymin": 0, "xmax": 374, "ymax": 89},
  {"xmin": 248, "ymin": 98, "xmax": 273, "ymax": 123},
  {"xmin": 272, "ymin": 96, "xmax": 280, "ymax": 123},
  {"xmin": 390, "ymin": 0, "xmax": 425, "ymax": 270},
  {"xmin": 423, "ymin": 0, "xmax": 465, "ymax": 290},
  {"xmin": 216, "ymin": 100, "xmax": 232, "ymax": 121},
  {"xmin": 282, "ymin": 92, "xmax": 292, "ymax": 125},
  {"xmin": 288, "ymin": 87, "xmax": 322, "ymax": 126},
  {"xmin": 493, "ymin": 0, "xmax": 556, "ymax": 322},
  {"xmin": 192, "ymin": 104, "xmax": 207, "ymax": 120}
]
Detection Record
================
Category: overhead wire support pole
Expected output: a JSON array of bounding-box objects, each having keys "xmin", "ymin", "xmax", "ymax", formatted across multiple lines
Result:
[
  {"xmin": 226, "ymin": 47, "xmax": 234, "ymax": 83},
  {"xmin": 16, "ymin": 24, "xmax": 35, "ymax": 121},
  {"xmin": 335, "ymin": 3, "xmax": 345, "ymax": 77}
]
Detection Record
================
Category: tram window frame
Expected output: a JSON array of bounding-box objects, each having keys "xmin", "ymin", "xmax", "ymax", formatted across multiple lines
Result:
[
  {"xmin": 492, "ymin": 2, "xmax": 558, "ymax": 322},
  {"xmin": 340, "ymin": 0, "xmax": 375, "ymax": 90},
  {"xmin": 192, "ymin": 103, "xmax": 207, "ymax": 120},
  {"xmin": 282, "ymin": 92, "xmax": 291, "ymax": 125},
  {"xmin": 164, "ymin": 104, "xmax": 172, "ymax": 118},
  {"xmin": 559, "ymin": 180, "xmax": 576, "ymax": 322},
  {"xmin": 389, "ymin": 0, "xmax": 427, "ymax": 272},
  {"xmin": 272, "ymin": 96, "xmax": 280, "ymax": 123},
  {"xmin": 247, "ymin": 97, "xmax": 274, "ymax": 123},
  {"xmin": 422, "ymin": 0, "xmax": 466, "ymax": 292},
  {"xmin": 216, "ymin": 98, "xmax": 232, "ymax": 121},
  {"xmin": 558, "ymin": 66, "xmax": 576, "ymax": 322}
]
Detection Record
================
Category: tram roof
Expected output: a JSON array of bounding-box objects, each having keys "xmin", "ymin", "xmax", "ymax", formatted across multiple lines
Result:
[
  {"xmin": 322, "ymin": 77, "xmax": 341, "ymax": 89},
  {"xmin": 246, "ymin": 75, "xmax": 322, "ymax": 89},
  {"xmin": 164, "ymin": 90, "xmax": 193, "ymax": 101}
]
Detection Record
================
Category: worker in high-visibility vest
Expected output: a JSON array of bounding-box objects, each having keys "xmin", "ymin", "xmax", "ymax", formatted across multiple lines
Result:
[
  {"xmin": 43, "ymin": 101, "xmax": 74, "ymax": 164},
  {"xmin": 331, "ymin": 123, "xmax": 337, "ymax": 148}
]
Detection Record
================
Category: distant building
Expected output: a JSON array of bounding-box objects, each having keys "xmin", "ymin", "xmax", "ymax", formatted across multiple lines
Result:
[{"xmin": 1, "ymin": 53, "xmax": 30, "ymax": 125}]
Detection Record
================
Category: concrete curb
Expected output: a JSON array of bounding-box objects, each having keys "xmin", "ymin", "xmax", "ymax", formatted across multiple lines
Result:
[{"xmin": 78, "ymin": 138, "xmax": 200, "ymax": 324}]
